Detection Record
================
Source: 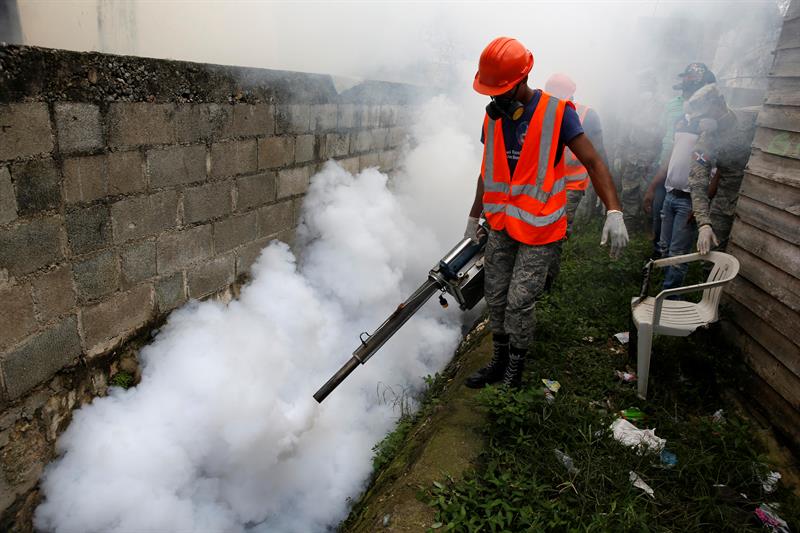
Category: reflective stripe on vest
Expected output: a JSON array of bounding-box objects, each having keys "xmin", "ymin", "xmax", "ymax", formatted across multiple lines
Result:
[
  {"xmin": 564, "ymin": 104, "xmax": 591, "ymax": 190},
  {"xmin": 484, "ymin": 97, "xmax": 564, "ymax": 205},
  {"xmin": 480, "ymin": 92, "xmax": 569, "ymax": 245},
  {"xmin": 485, "ymin": 202, "xmax": 566, "ymax": 227}
]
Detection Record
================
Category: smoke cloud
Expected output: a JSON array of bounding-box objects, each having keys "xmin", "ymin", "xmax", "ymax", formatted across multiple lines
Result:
[{"xmin": 34, "ymin": 98, "xmax": 479, "ymax": 532}]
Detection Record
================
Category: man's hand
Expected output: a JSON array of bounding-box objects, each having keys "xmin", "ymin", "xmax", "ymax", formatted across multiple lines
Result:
[
  {"xmin": 600, "ymin": 210, "xmax": 629, "ymax": 259},
  {"xmin": 643, "ymin": 186, "xmax": 655, "ymax": 215},
  {"xmin": 464, "ymin": 216, "xmax": 480, "ymax": 243},
  {"xmin": 696, "ymin": 224, "xmax": 718, "ymax": 254}
]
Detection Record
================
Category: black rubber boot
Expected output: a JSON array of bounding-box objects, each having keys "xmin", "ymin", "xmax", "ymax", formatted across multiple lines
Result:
[
  {"xmin": 502, "ymin": 346, "xmax": 526, "ymax": 389},
  {"xmin": 465, "ymin": 335, "xmax": 509, "ymax": 389}
]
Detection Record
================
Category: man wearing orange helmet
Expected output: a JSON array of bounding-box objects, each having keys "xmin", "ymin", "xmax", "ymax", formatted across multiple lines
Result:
[{"xmin": 464, "ymin": 37, "xmax": 628, "ymax": 389}]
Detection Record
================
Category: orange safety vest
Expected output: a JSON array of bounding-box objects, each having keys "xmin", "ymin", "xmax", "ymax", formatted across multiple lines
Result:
[
  {"xmin": 564, "ymin": 104, "xmax": 591, "ymax": 191},
  {"xmin": 480, "ymin": 92, "xmax": 570, "ymax": 246}
]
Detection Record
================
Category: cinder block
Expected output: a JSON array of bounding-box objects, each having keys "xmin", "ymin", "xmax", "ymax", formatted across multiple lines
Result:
[
  {"xmin": 256, "ymin": 200, "xmax": 294, "ymax": 238},
  {"xmin": 387, "ymin": 126, "xmax": 408, "ymax": 148},
  {"xmin": 31, "ymin": 266, "xmax": 76, "ymax": 323},
  {"xmin": 187, "ymin": 254, "xmax": 234, "ymax": 298},
  {"xmin": 235, "ymin": 238, "xmax": 269, "ymax": 276},
  {"xmin": 337, "ymin": 156, "xmax": 360, "ymax": 175},
  {"xmin": 1, "ymin": 316, "xmax": 82, "ymax": 400},
  {"xmin": 63, "ymin": 154, "xmax": 108, "ymax": 204},
  {"xmin": 156, "ymin": 224, "xmax": 213, "ymax": 274},
  {"xmin": 276, "ymin": 105, "xmax": 311, "ymax": 134},
  {"xmin": 219, "ymin": 104, "xmax": 274, "ymax": 139},
  {"xmin": 183, "ymin": 181, "xmax": 232, "ymax": 224},
  {"xmin": 173, "ymin": 104, "xmax": 214, "ymax": 143},
  {"xmin": 65, "ymin": 204, "xmax": 112, "ymax": 255},
  {"xmin": 312, "ymin": 104, "xmax": 338, "ymax": 131},
  {"xmin": 11, "ymin": 158, "xmax": 61, "ymax": 215},
  {"xmin": 236, "ymin": 172, "xmax": 276, "ymax": 211},
  {"xmin": 54, "ymin": 103, "xmax": 102, "ymax": 153},
  {"xmin": 147, "ymin": 144, "xmax": 207, "ymax": 188},
  {"xmin": 371, "ymin": 128, "xmax": 388, "ymax": 151},
  {"xmin": 111, "ymin": 190, "xmax": 178, "ymax": 244},
  {"xmin": 72, "ymin": 250, "xmax": 120, "ymax": 303},
  {"xmin": 107, "ymin": 103, "xmax": 176, "ymax": 148},
  {"xmin": 294, "ymin": 135, "xmax": 315, "ymax": 163},
  {"xmin": 80, "ymin": 284, "xmax": 153, "ymax": 355},
  {"xmin": 0, "ymin": 283, "xmax": 36, "ymax": 350},
  {"xmin": 362, "ymin": 105, "xmax": 382, "ymax": 128},
  {"xmin": 322, "ymin": 133, "xmax": 349, "ymax": 159},
  {"xmin": 379, "ymin": 148, "xmax": 400, "ymax": 172},
  {"xmin": 379, "ymin": 105, "xmax": 401, "ymax": 127},
  {"xmin": 360, "ymin": 152, "xmax": 381, "ymax": 171},
  {"xmin": 0, "ymin": 166, "xmax": 17, "ymax": 224},
  {"xmin": 155, "ymin": 272, "xmax": 185, "ymax": 313},
  {"xmin": 210, "ymin": 139, "xmax": 257, "ymax": 178},
  {"xmin": 121, "ymin": 240, "xmax": 157, "ymax": 287},
  {"xmin": 352, "ymin": 130, "xmax": 372, "ymax": 153},
  {"xmin": 0, "ymin": 103, "xmax": 53, "ymax": 161},
  {"xmin": 0, "ymin": 217, "xmax": 65, "ymax": 277},
  {"xmin": 108, "ymin": 151, "xmax": 145, "ymax": 195},
  {"xmin": 213, "ymin": 211, "xmax": 258, "ymax": 253},
  {"xmin": 276, "ymin": 165, "xmax": 312, "ymax": 199},
  {"xmin": 258, "ymin": 136, "xmax": 295, "ymax": 169},
  {"xmin": 337, "ymin": 104, "xmax": 359, "ymax": 129}
]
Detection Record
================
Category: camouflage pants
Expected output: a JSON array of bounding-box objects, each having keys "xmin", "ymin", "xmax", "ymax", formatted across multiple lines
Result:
[
  {"xmin": 484, "ymin": 229, "xmax": 558, "ymax": 349},
  {"xmin": 565, "ymin": 189, "xmax": 585, "ymax": 237},
  {"xmin": 620, "ymin": 161, "xmax": 652, "ymax": 229},
  {"xmin": 709, "ymin": 180, "xmax": 742, "ymax": 252}
]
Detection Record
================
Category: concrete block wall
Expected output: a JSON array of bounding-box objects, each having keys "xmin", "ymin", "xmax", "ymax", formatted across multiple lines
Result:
[{"xmin": 0, "ymin": 44, "xmax": 419, "ymax": 528}]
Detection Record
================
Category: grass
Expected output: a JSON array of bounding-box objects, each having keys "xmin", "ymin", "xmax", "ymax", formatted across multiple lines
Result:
[{"xmin": 422, "ymin": 225, "xmax": 800, "ymax": 532}]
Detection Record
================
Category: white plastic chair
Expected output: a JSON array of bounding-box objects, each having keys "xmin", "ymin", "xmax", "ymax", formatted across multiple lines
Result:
[{"xmin": 630, "ymin": 251, "xmax": 740, "ymax": 399}]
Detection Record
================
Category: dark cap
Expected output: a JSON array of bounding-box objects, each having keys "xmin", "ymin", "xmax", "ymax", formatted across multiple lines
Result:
[{"xmin": 673, "ymin": 62, "xmax": 716, "ymax": 93}]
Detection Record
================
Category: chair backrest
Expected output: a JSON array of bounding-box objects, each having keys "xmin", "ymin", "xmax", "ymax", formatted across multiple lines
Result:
[{"xmin": 700, "ymin": 251, "xmax": 740, "ymax": 312}]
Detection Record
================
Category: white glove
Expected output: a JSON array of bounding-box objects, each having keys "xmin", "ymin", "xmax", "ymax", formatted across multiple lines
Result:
[
  {"xmin": 600, "ymin": 210, "xmax": 629, "ymax": 259},
  {"xmin": 697, "ymin": 224, "xmax": 719, "ymax": 254},
  {"xmin": 464, "ymin": 216, "xmax": 480, "ymax": 243}
]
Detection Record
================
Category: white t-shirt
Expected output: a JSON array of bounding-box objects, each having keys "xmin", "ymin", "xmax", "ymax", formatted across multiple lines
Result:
[{"xmin": 665, "ymin": 130, "xmax": 699, "ymax": 193}]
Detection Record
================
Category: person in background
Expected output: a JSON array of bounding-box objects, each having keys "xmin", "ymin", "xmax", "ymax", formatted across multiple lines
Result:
[
  {"xmin": 463, "ymin": 37, "xmax": 628, "ymax": 389},
  {"xmin": 617, "ymin": 70, "xmax": 662, "ymax": 232},
  {"xmin": 543, "ymin": 73, "xmax": 609, "ymax": 234},
  {"xmin": 644, "ymin": 63, "xmax": 716, "ymax": 257},
  {"xmin": 542, "ymin": 72, "xmax": 609, "ymax": 289},
  {"xmin": 686, "ymin": 84, "xmax": 757, "ymax": 254}
]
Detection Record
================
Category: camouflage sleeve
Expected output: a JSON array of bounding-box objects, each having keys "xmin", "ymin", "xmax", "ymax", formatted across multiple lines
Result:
[{"xmin": 688, "ymin": 133, "xmax": 715, "ymax": 228}]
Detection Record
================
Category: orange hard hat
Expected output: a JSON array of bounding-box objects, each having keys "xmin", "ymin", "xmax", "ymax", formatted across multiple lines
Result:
[
  {"xmin": 544, "ymin": 73, "xmax": 576, "ymax": 100},
  {"xmin": 473, "ymin": 37, "xmax": 534, "ymax": 96}
]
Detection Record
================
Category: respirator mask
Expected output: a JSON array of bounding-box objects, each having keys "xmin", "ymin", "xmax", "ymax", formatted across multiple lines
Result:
[{"xmin": 486, "ymin": 82, "xmax": 524, "ymax": 121}]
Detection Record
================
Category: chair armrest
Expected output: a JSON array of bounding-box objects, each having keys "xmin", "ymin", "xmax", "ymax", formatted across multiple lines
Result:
[
  {"xmin": 652, "ymin": 252, "xmax": 706, "ymax": 268},
  {"xmin": 651, "ymin": 278, "xmax": 734, "ymax": 325}
]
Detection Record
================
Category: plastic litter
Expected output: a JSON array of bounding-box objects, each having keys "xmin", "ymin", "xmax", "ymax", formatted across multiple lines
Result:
[
  {"xmin": 614, "ymin": 331, "xmax": 630, "ymax": 344},
  {"xmin": 611, "ymin": 418, "xmax": 666, "ymax": 454},
  {"xmin": 629, "ymin": 471, "xmax": 655, "ymax": 498},
  {"xmin": 660, "ymin": 449, "xmax": 677, "ymax": 467},
  {"xmin": 615, "ymin": 370, "xmax": 638, "ymax": 383},
  {"xmin": 761, "ymin": 470, "xmax": 782, "ymax": 494},
  {"xmin": 620, "ymin": 407, "xmax": 646, "ymax": 422},
  {"xmin": 542, "ymin": 379, "xmax": 561, "ymax": 393},
  {"xmin": 382, "ymin": 514, "xmax": 391, "ymax": 527},
  {"xmin": 554, "ymin": 449, "xmax": 579, "ymax": 475},
  {"xmin": 712, "ymin": 409, "xmax": 725, "ymax": 424},
  {"xmin": 755, "ymin": 503, "xmax": 790, "ymax": 533}
]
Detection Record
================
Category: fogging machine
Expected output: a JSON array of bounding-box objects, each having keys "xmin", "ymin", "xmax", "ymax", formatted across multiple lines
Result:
[{"xmin": 313, "ymin": 229, "xmax": 487, "ymax": 403}]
